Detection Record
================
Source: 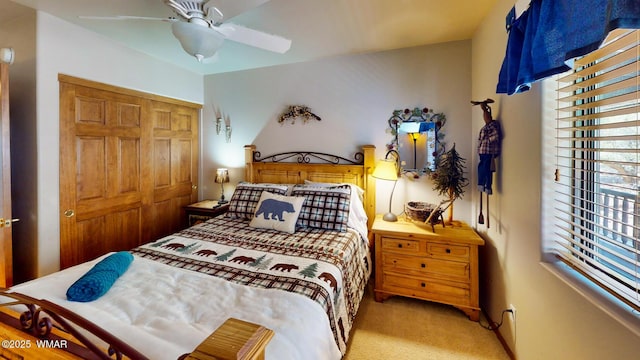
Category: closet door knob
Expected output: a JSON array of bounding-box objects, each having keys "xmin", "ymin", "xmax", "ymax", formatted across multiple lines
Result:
[{"xmin": 64, "ymin": 209, "xmax": 75, "ymax": 218}]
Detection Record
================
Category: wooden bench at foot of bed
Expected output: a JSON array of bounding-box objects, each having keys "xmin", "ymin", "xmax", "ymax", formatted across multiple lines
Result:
[{"xmin": 180, "ymin": 318, "xmax": 274, "ymax": 360}]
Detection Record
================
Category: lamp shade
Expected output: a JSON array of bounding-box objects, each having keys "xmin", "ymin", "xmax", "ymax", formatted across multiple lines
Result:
[
  {"xmin": 171, "ymin": 21, "xmax": 225, "ymax": 62},
  {"xmin": 372, "ymin": 158, "xmax": 399, "ymax": 222},
  {"xmin": 215, "ymin": 168, "xmax": 229, "ymax": 183},
  {"xmin": 372, "ymin": 160, "xmax": 398, "ymax": 181}
]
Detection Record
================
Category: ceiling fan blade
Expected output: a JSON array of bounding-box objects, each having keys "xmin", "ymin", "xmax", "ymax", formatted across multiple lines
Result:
[
  {"xmin": 203, "ymin": 3, "xmax": 224, "ymax": 24},
  {"xmin": 206, "ymin": 0, "xmax": 271, "ymax": 21},
  {"xmin": 216, "ymin": 23, "xmax": 291, "ymax": 54},
  {"xmin": 79, "ymin": 15, "xmax": 178, "ymax": 22}
]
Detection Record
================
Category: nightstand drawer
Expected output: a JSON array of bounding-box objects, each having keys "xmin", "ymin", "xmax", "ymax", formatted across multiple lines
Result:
[
  {"xmin": 382, "ymin": 273, "xmax": 470, "ymax": 299},
  {"xmin": 381, "ymin": 237, "xmax": 420, "ymax": 254},
  {"xmin": 382, "ymin": 253, "xmax": 470, "ymax": 282},
  {"xmin": 427, "ymin": 243, "xmax": 469, "ymax": 260}
]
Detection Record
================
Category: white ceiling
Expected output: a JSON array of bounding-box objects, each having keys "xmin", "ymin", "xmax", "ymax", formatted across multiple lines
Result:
[{"xmin": 6, "ymin": 0, "xmax": 498, "ymax": 75}]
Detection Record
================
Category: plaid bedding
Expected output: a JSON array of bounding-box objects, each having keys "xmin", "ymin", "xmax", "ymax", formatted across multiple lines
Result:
[{"xmin": 131, "ymin": 216, "xmax": 371, "ymax": 354}]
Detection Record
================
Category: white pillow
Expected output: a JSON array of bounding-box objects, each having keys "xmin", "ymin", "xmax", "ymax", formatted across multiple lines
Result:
[
  {"xmin": 304, "ymin": 180, "xmax": 365, "ymax": 202},
  {"xmin": 249, "ymin": 191, "xmax": 305, "ymax": 234}
]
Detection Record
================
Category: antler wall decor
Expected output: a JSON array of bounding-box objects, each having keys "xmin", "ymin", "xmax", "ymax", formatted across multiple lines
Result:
[{"xmin": 278, "ymin": 105, "xmax": 321, "ymax": 125}]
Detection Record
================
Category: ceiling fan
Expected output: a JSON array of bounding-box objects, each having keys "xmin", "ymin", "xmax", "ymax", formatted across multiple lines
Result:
[{"xmin": 81, "ymin": 0, "xmax": 292, "ymax": 62}]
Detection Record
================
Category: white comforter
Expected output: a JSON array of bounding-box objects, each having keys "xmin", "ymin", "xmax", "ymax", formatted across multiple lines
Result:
[{"xmin": 8, "ymin": 253, "xmax": 342, "ymax": 360}]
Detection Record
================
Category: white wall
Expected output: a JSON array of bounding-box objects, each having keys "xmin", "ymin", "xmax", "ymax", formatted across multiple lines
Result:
[
  {"xmin": 34, "ymin": 12, "xmax": 203, "ymax": 276},
  {"xmin": 203, "ymin": 41, "xmax": 473, "ymax": 221},
  {"xmin": 472, "ymin": 0, "xmax": 640, "ymax": 358}
]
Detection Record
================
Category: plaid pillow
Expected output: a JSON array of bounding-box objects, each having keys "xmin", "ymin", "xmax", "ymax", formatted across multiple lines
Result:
[
  {"xmin": 291, "ymin": 185, "xmax": 351, "ymax": 232},
  {"xmin": 226, "ymin": 183, "xmax": 290, "ymax": 220}
]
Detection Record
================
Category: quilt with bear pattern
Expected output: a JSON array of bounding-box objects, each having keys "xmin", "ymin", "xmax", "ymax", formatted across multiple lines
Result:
[{"xmin": 131, "ymin": 215, "xmax": 371, "ymax": 355}]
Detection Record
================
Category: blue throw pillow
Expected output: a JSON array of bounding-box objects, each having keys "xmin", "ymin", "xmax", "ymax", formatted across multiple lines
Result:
[{"xmin": 66, "ymin": 251, "xmax": 133, "ymax": 302}]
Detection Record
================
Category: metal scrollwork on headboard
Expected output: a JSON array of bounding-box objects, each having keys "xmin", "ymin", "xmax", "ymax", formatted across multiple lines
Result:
[{"xmin": 253, "ymin": 151, "xmax": 364, "ymax": 165}]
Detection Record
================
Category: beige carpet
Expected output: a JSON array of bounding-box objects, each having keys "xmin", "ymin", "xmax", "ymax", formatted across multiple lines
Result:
[{"xmin": 344, "ymin": 287, "xmax": 510, "ymax": 360}]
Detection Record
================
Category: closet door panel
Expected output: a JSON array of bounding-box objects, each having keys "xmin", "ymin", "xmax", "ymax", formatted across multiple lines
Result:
[
  {"xmin": 149, "ymin": 199, "xmax": 172, "ymax": 241},
  {"xmin": 60, "ymin": 77, "xmax": 199, "ymax": 268},
  {"xmin": 117, "ymin": 137, "xmax": 141, "ymax": 194},
  {"xmin": 147, "ymin": 100, "xmax": 198, "ymax": 240},
  {"xmin": 176, "ymin": 139, "xmax": 193, "ymax": 184},
  {"xmin": 154, "ymin": 138, "xmax": 171, "ymax": 187},
  {"xmin": 60, "ymin": 84, "xmax": 144, "ymax": 268},
  {"xmin": 106, "ymin": 208, "xmax": 142, "ymax": 252},
  {"xmin": 75, "ymin": 216, "xmax": 107, "ymax": 267},
  {"xmin": 76, "ymin": 136, "xmax": 106, "ymax": 201}
]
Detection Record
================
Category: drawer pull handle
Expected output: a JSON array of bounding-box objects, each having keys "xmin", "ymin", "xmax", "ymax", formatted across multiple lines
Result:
[
  {"xmin": 421, "ymin": 282, "xmax": 426, "ymax": 287},
  {"xmin": 446, "ymin": 248, "xmax": 451, "ymax": 254},
  {"xmin": 398, "ymin": 244, "xmax": 403, "ymax": 248},
  {"xmin": 421, "ymin": 263, "xmax": 426, "ymax": 268}
]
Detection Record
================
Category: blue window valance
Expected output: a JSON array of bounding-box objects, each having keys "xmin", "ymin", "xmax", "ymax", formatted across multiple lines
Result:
[{"xmin": 496, "ymin": 0, "xmax": 640, "ymax": 95}]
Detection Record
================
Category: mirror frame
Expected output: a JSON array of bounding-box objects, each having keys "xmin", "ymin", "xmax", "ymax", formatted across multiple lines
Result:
[{"xmin": 386, "ymin": 107, "xmax": 446, "ymax": 175}]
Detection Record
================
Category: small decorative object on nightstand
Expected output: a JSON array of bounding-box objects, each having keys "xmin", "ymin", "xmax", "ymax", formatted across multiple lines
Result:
[
  {"xmin": 372, "ymin": 214, "xmax": 484, "ymax": 321},
  {"xmin": 215, "ymin": 168, "xmax": 230, "ymax": 204},
  {"xmin": 184, "ymin": 200, "xmax": 229, "ymax": 227}
]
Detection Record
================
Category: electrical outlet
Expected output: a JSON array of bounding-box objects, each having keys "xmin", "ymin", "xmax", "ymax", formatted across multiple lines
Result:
[
  {"xmin": 508, "ymin": 303, "xmax": 517, "ymax": 321},
  {"xmin": 508, "ymin": 304, "xmax": 517, "ymax": 344}
]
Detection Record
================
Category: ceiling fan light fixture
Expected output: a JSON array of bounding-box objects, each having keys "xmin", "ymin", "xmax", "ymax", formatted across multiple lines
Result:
[{"xmin": 171, "ymin": 21, "xmax": 224, "ymax": 62}]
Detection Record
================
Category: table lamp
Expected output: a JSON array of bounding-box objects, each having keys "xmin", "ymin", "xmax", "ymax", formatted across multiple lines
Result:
[
  {"xmin": 215, "ymin": 168, "xmax": 230, "ymax": 204},
  {"xmin": 372, "ymin": 152, "xmax": 399, "ymax": 222}
]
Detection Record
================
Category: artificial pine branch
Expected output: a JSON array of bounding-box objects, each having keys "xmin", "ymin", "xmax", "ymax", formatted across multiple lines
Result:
[{"xmin": 431, "ymin": 144, "xmax": 468, "ymax": 223}]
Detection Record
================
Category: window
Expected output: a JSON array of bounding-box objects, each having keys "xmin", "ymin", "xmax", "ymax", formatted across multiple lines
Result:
[{"xmin": 551, "ymin": 29, "xmax": 640, "ymax": 310}]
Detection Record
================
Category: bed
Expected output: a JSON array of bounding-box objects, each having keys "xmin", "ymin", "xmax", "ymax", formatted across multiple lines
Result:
[{"xmin": 0, "ymin": 144, "xmax": 376, "ymax": 360}]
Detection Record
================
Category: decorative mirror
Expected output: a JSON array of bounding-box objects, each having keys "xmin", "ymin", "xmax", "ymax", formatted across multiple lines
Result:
[{"xmin": 386, "ymin": 107, "xmax": 446, "ymax": 175}]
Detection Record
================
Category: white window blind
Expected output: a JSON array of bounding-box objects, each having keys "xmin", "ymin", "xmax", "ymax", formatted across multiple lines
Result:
[{"xmin": 554, "ymin": 29, "xmax": 640, "ymax": 310}]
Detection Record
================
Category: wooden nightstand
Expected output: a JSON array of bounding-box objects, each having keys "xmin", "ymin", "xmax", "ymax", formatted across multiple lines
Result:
[
  {"xmin": 184, "ymin": 200, "xmax": 229, "ymax": 227},
  {"xmin": 371, "ymin": 215, "xmax": 484, "ymax": 321}
]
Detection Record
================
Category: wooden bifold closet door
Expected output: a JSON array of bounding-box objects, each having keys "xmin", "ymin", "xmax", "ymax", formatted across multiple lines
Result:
[{"xmin": 59, "ymin": 75, "xmax": 199, "ymax": 269}]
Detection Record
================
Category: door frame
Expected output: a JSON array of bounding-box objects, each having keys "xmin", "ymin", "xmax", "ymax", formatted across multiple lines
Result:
[{"xmin": 1, "ymin": 63, "xmax": 13, "ymax": 287}]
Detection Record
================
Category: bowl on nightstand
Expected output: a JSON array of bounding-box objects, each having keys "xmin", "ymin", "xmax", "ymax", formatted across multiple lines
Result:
[
  {"xmin": 405, "ymin": 201, "xmax": 436, "ymax": 222},
  {"xmin": 405, "ymin": 201, "xmax": 445, "ymax": 230}
]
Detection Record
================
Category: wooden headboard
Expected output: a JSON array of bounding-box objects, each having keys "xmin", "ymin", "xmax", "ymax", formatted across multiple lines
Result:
[{"xmin": 244, "ymin": 145, "xmax": 376, "ymax": 229}]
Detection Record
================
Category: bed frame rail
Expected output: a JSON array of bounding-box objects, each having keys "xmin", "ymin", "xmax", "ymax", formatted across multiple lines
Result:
[{"xmin": 0, "ymin": 290, "xmax": 149, "ymax": 360}]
